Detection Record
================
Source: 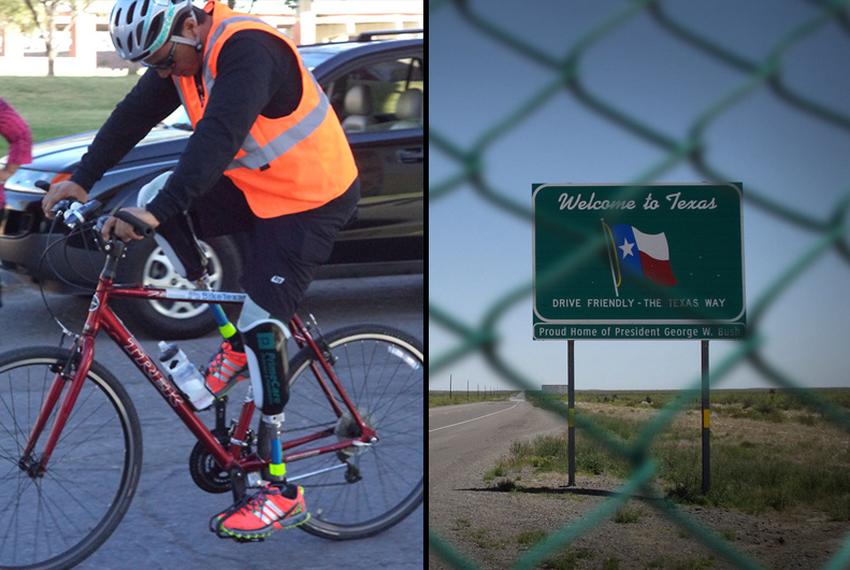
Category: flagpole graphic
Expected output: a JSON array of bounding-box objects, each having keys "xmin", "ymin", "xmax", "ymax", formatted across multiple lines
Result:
[{"xmin": 601, "ymin": 218, "xmax": 621, "ymax": 298}]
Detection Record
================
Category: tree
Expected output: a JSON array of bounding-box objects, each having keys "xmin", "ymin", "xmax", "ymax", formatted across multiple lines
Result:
[
  {"xmin": 227, "ymin": 0, "xmax": 297, "ymax": 10},
  {"xmin": 0, "ymin": 0, "xmax": 35, "ymax": 30},
  {"xmin": 0, "ymin": 0, "xmax": 89, "ymax": 76}
]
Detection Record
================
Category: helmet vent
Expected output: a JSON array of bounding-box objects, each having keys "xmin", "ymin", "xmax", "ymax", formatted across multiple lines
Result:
[
  {"xmin": 113, "ymin": 8, "xmax": 122, "ymax": 28},
  {"xmin": 140, "ymin": 0, "xmax": 150, "ymax": 17},
  {"xmin": 145, "ymin": 13, "xmax": 164, "ymax": 52},
  {"xmin": 127, "ymin": 33, "xmax": 134, "ymax": 54},
  {"xmin": 126, "ymin": 2, "xmax": 137, "ymax": 25},
  {"xmin": 134, "ymin": 21, "xmax": 144, "ymax": 47}
]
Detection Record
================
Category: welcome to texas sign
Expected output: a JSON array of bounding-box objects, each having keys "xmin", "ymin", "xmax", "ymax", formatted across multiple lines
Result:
[{"xmin": 533, "ymin": 183, "xmax": 745, "ymax": 340}]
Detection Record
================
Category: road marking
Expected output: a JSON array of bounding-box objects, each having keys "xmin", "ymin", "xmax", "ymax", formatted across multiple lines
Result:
[{"xmin": 428, "ymin": 401, "xmax": 520, "ymax": 433}]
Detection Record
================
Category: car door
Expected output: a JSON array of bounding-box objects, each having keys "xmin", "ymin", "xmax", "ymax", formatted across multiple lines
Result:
[{"xmin": 321, "ymin": 45, "xmax": 424, "ymax": 265}]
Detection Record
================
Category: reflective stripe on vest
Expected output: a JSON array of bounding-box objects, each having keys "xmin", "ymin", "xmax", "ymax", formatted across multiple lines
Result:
[{"xmin": 227, "ymin": 76, "xmax": 329, "ymax": 171}]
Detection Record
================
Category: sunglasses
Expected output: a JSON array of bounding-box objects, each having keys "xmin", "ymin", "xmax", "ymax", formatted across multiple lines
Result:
[{"xmin": 142, "ymin": 36, "xmax": 198, "ymax": 70}]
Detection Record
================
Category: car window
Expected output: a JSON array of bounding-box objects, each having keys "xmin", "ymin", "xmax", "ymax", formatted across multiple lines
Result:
[
  {"xmin": 327, "ymin": 55, "xmax": 424, "ymax": 133},
  {"xmin": 161, "ymin": 107, "xmax": 192, "ymax": 130}
]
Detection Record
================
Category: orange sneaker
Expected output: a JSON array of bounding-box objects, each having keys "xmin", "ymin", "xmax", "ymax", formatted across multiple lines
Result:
[
  {"xmin": 204, "ymin": 340, "xmax": 248, "ymax": 398},
  {"xmin": 213, "ymin": 483, "xmax": 310, "ymax": 541}
]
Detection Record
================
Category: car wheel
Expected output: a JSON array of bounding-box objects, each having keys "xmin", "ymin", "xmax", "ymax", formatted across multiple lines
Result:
[{"xmin": 113, "ymin": 236, "xmax": 242, "ymax": 340}]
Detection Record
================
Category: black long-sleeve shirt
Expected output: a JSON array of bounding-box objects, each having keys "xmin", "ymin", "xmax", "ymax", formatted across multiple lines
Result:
[{"xmin": 71, "ymin": 30, "xmax": 302, "ymax": 224}]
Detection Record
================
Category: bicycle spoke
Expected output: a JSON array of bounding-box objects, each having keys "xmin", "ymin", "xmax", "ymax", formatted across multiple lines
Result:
[
  {"xmin": 44, "ymin": 471, "xmax": 104, "ymax": 526},
  {"xmin": 33, "ymin": 479, "xmax": 46, "ymax": 563},
  {"xmin": 360, "ymin": 343, "xmax": 376, "ymax": 414},
  {"xmin": 0, "ymin": 474, "xmax": 29, "ymax": 563},
  {"xmin": 363, "ymin": 354, "xmax": 407, "ymax": 416},
  {"xmin": 27, "ymin": 376, "xmax": 31, "ymax": 460},
  {"xmin": 0, "ymin": 447, "xmax": 20, "ymax": 467},
  {"xmin": 372, "ymin": 447, "xmax": 418, "ymax": 492},
  {"xmin": 39, "ymin": 480, "xmax": 81, "ymax": 547},
  {"xmin": 372, "ymin": 394, "xmax": 422, "ymax": 431},
  {"xmin": 0, "ymin": 390, "xmax": 26, "ymax": 457},
  {"xmin": 284, "ymin": 404, "xmax": 332, "ymax": 433},
  {"xmin": 53, "ymin": 398, "xmax": 111, "ymax": 454},
  {"xmin": 53, "ymin": 476, "xmax": 112, "ymax": 511},
  {"xmin": 0, "ymin": 462, "xmax": 18, "ymax": 480},
  {"xmin": 338, "ymin": 465, "xmax": 354, "ymax": 522},
  {"xmin": 8, "ymin": 376, "xmax": 22, "ymax": 453},
  {"xmin": 58, "ymin": 382, "xmax": 99, "ymax": 439},
  {"xmin": 292, "ymin": 382, "xmax": 338, "ymax": 417},
  {"xmin": 370, "ymin": 451, "xmax": 393, "ymax": 515},
  {"xmin": 0, "ymin": 421, "xmax": 23, "ymax": 465},
  {"xmin": 372, "ymin": 423, "xmax": 422, "ymax": 441},
  {"xmin": 49, "ymin": 413, "xmax": 121, "ymax": 470},
  {"xmin": 370, "ymin": 379, "xmax": 417, "ymax": 427}
]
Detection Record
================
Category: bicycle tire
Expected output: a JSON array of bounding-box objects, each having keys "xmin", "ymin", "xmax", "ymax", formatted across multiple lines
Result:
[
  {"xmin": 283, "ymin": 325, "xmax": 423, "ymax": 541},
  {"xmin": 0, "ymin": 347, "xmax": 143, "ymax": 570}
]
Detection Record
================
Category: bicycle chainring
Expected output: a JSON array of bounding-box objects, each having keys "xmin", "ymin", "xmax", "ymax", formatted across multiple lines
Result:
[{"xmin": 189, "ymin": 428, "xmax": 234, "ymax": 494}]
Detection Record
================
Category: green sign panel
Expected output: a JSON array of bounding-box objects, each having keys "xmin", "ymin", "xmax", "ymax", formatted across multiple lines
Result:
[{"xmin": 533, "ymin": 184, "xmax": 745, "ymax": 340}]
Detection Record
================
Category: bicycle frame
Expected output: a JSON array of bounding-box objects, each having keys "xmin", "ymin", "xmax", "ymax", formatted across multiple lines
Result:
[{"xmin": 21, "ymin": 248, "xmax": 378, "ymax": 480}]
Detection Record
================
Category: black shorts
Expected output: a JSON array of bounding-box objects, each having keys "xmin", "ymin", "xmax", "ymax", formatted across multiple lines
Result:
[{"xmin": 186, "ymin": 176, "xmax": 360, "ymax": 322}]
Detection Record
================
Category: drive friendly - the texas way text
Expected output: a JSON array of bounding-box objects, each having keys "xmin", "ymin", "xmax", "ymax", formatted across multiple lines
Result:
[{"xmin": 551, "ymin": 298, "xmax": 728, "ymax": 308}]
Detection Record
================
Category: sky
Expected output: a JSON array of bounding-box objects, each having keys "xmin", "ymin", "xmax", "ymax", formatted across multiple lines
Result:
[{"xmin": 429, "ymin": 0, "xmax": 850, "ymax": 392}]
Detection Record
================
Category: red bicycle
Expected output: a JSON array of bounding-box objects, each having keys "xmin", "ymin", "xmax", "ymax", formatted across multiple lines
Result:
[{"xmin": 0, "ymin": 199, "xmax": 423, "ymax": 569}]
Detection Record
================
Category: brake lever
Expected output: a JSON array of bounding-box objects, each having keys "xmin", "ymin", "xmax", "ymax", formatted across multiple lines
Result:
[{"xmin": 50, "ymin": 199, "xmax": 73, "ymax": 217}]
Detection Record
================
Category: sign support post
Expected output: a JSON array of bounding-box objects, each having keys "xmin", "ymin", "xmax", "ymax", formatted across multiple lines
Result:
[
  {"xmin": 701, "ymin": 340, "xmax": 711, "ymax": 494},
  {"xmin": 567, "ymin": 339, "xmax": 576, "ymax": 487}
]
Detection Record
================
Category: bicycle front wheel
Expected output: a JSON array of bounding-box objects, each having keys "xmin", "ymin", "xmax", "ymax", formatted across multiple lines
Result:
[
  {"xmin": 0, "ymin": 347, "xmax": 142, "ymax": 570},
  {"xmin": 284, "ymin": 325, "xmax": 423, "ymax": 540}
]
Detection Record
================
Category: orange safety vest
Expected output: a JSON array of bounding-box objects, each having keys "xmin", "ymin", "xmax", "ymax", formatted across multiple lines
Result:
[{"xmin": 172, "ymin": 1, "xmax": 358, "ymax": 218}]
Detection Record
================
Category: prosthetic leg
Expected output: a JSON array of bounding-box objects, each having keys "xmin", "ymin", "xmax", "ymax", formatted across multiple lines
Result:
[{"xmin": 237, "ymin": 297, "xmax": 297, "ymax": 497}]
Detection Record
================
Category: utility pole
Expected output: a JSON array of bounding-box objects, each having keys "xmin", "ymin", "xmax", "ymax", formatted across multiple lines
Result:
[{"xmin": 449, "ymin": 374, "xmax": 452, "ymax": 400}]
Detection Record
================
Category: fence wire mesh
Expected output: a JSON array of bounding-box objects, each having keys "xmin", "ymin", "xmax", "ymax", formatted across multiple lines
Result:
[{"xmin": 429, "ymin": 0, "xmax": 850, "ymax": 568}]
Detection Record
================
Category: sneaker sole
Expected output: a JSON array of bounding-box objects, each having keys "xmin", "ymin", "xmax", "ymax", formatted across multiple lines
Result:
[{"xmin": 217, "ymin": 511, "xmax": 311, "ymax": 541}]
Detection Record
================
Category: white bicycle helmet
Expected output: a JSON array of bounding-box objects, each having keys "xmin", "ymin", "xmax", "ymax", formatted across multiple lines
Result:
[{"xmin": 109, "ymin": 0, "xmax": 195, "ymax": 62}]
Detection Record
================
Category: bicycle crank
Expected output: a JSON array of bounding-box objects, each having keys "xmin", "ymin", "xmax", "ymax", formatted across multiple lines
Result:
[{"xmin": 189, "ymin": 427, "xmax": 254, "ymax": 494}]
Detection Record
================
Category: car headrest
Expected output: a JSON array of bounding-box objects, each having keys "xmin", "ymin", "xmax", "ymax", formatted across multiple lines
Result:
[
  {"xmin": 396, "ymin": 88, "xmax": 422, "ymax": 122},
  {"xmin": 344, "ymin": 85, "xmax": 374, "ymax": 116}
]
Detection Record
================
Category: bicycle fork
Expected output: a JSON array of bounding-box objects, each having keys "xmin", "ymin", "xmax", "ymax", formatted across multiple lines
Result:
[
  {"xmin": 19, "ymin": 337, "xmax": 94, "ymax": 478},
  {"xmin": 19, "ymin": 260, "xmax": 121, "ymax": 478}
]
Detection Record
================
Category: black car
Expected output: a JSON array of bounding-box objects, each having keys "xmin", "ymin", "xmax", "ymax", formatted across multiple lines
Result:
[{"xmin": 0, "ymin": 31, "xmax": 423, "ymax": 338}]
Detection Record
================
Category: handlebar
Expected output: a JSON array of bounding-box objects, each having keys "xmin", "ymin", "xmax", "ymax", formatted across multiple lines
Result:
[
  {"xmin": 114, "ymin": 210, "xmax": 154, "ymax": 237},
  {"xmin": 36, "ymin": 180, "xmax": 153, "ymax": 237}
]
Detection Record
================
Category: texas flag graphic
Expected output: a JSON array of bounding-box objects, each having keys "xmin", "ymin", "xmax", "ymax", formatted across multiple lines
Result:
[{"xmin": 610, "ymin": 224, "xmax": 677, "ymax": 287}]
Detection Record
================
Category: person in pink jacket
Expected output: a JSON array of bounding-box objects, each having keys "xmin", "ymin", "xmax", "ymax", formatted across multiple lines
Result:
[{"xmin": 0, "ymin": 98, "xmax": 33, "ymax": 207}]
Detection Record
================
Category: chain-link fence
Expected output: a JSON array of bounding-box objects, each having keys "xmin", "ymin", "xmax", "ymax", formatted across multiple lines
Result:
[{"xmin": 429, "ymin": 0, "xmax": 850, "ymax": 568}]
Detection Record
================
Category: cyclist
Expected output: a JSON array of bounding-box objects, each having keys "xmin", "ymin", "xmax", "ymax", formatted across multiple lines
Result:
[{"xmin": 41, "ymin": 0, "xmax": 359, "ymax": 541}]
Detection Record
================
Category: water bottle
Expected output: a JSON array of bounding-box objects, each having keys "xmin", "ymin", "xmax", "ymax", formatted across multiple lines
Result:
[{"xmin": 158, "ymin": 341, "xmax": 214, "ymax": 411}]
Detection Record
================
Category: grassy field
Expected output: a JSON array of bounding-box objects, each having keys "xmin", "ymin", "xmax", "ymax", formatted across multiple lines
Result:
[
  {"xmin": 573, "ymin": 388, "xmax": 850, "ymax": 415},
  {"xmin": 485, "ymin": 389, "xmax": 850, "ymax": 520},
  {"xmin": 0, "ymin": 76, "xmax": 139, "ymax": 153},
  {"xmin": 429, "ymin": 390, "xmax": 515, "ymax": 407}
]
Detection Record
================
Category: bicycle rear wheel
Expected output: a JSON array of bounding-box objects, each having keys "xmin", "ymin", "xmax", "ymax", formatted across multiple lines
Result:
[
  {"xmin": 284, "ymin": 325, "xmax": 423, "ymax": 540},
  {"xmin": 0, "ymin": 347, "xmax": 142, "ymax": 570}
]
